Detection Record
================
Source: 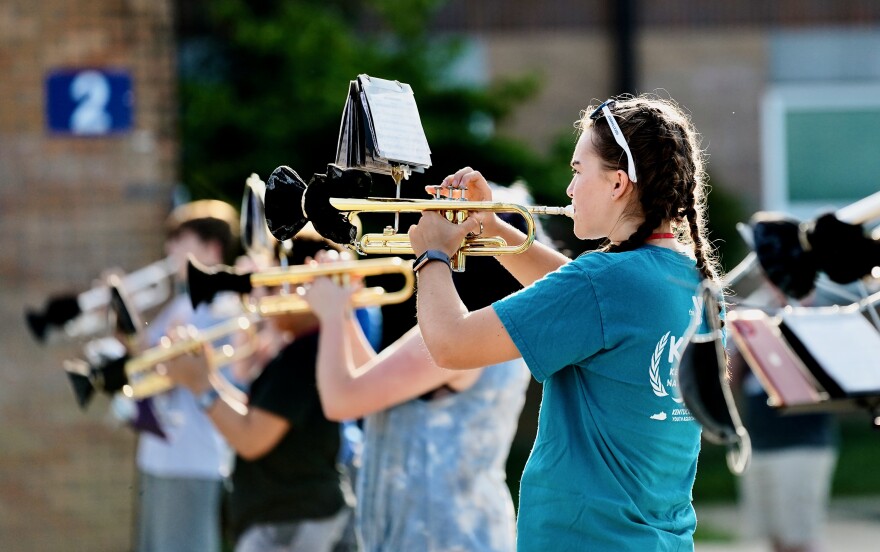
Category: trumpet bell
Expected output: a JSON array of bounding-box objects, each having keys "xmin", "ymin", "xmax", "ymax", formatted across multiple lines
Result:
[
  {"xmin": 265, "ymin": 166, "xmax": 309, "ymax": 241},
  {"xmin": 24, "ymin": 294, "xmax": 82, "ymax": 342},
  {"xmin": 187, "ymin": 256, "xmax": 254, "ymax": 309},
  {"xmin": 264, "ymin": 164, "xmax": 372, "ymax": 243},
  {"xmin": 241, "ymin": 173, "xmax": 277, "ymax": 260},
  {"xmin": 302, "ymin": 165, "xmax": 372, "ymax": 244}
]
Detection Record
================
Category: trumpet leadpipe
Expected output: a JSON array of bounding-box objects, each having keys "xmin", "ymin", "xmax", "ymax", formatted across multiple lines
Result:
[
  {"xmin": 78, "ymin": 257, "xmax": 178, "ymax": 312},
  {"xmin": 123, "ymin": 315, "xmax": 257, "ymax": 399}
]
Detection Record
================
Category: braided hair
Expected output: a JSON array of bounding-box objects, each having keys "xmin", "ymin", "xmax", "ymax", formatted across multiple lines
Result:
[{"xmin": 578, "ymin": 94, "xmax": 722, "ymax": 285}]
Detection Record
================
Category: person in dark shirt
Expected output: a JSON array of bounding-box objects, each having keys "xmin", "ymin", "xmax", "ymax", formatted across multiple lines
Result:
[
  {"xmin": 163, "ymin": 230, "xmax": 352, "ymax": 552},
  {"xmin": 730, "ymin": 282, "xmax": 839, "ymax": 552}
]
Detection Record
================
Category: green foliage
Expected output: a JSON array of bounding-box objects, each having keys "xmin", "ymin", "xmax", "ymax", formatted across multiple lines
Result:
[
  {"xmin": 704, "ymin": 175, "xmax": 751, "ymax": 274},
  {"xmin": 178, "ymin": 0, "xmax": 550, "ymax": 205}
]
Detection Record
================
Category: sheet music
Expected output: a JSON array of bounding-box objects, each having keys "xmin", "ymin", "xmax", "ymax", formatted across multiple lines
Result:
[
  {"xmin": 335, "ymin": 74, "xmax": 432, "ymax": 175},
  {"xmin": 358, "ymin": 75, "xmax": 432, "ymax": 168},
  {"xmin": 335, "ymin": 83, "xmax": 353, "ymax": 167},
  {"xmin": 782, "ymin": 311, "xmax": 880, "ymax": 393}
]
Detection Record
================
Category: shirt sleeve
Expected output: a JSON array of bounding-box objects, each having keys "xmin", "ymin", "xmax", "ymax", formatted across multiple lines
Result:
[{"xmin": 492, "ymin": 260, "xmax": 605, "ymax": 382}]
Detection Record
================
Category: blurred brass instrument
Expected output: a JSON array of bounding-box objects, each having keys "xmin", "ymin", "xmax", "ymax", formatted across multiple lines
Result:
[
  {"xmin": 329, "ymin": 196, "xmax": 573, "ymax": 271},
  {"xmin": 241, "ymin": 172, "xmax": 281, "ymax": 261},
  {"xmin": 64, "ymin": 315, "xmax": 258, "ymax": 405},
  {"xmin": 25, "ymin": 256, "xmax": 177, "ymax": 343},
  {"xmin": 188, "ymin": 256, "xmax": 415, "ymax": 315}
]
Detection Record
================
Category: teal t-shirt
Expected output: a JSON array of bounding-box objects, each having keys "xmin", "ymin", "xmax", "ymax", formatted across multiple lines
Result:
[{"xmin": 493, "ymin": 245, "xmax": 704, "ymax": 552}]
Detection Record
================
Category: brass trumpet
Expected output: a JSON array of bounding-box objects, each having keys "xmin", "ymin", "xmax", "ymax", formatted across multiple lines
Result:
[
  {"xmin": 188, "ymin": 256, "xmax": 415, "ymax": 316},
  {"xmin": 25, "ymin": 256, "xmax": 177, "ymax": 343},
  {"xmin": 64, "ymin": 315, "xmax": 258, "ymax": 406},
  {"xmin": 329, "ymin": 197, "xmax": 573, "ymax": 271}
]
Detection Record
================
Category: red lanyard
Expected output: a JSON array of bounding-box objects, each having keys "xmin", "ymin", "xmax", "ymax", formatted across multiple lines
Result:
[{"xmin": 647, "ymin": 233, "xmax": 675, "ymax": 240}]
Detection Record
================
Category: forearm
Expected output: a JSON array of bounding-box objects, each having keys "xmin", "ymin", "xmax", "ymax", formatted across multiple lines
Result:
[
  {"xmin": 204, "ymin": 398, "xmax": 272, "ymax": 460},
  {"xmin": 345, "ymin": 314, "xmax": 377, "ymax": 367},
  {"xmin": 316, "ymin": 310, "xmax": 360, "ymax": 420},
  {"xmin": 488, "ymin": 218, "xmax": 569, "ymax": 286},
  {"xmin": 415, "ymin": 262, "xmax": 482, "ymax": 369}
]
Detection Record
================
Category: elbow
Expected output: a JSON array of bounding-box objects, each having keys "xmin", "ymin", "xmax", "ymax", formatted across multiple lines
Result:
[
  {"xmin": 318, "ymin": 390, "xmax": 358, "ymax": 421},
  {"xmin": 236, "ymin": 441, "xmax": 273, "ymax": 461},
  {"xmin": 426, "ymin": 345, "xmax": 470, "ymax": 370},
  {"xmin": 320, "ymin": 401, "xmax": 349, "ymax": 422}
]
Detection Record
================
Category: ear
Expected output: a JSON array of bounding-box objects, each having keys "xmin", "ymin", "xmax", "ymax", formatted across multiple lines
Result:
[{"xmin": 610, "ymin": 170, "xmax": 634, "ymax": 200}]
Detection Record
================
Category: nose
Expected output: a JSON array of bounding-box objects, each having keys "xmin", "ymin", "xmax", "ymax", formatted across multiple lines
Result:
[{"xmin": 566, "ymin": 179, "xmax": 575, "ymax": 199}]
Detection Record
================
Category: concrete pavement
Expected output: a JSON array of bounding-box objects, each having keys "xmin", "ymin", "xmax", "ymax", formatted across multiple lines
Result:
[{"xmin": 695, "ymin": 496, "xmax": 880, "ymax": 551}]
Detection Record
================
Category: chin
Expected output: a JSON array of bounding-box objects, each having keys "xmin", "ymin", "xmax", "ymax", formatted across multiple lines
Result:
[{"xmin": 573, "ymin": 226, "xmax": 602, "ymax": 241}]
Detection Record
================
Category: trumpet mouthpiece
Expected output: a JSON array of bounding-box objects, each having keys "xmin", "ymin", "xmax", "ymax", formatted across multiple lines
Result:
[{"xmin": 530, "ymin": 205, "xmax": 574, "ymax": 218}]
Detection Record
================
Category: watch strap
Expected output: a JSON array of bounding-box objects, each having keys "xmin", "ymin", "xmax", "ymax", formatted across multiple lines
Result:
[
  {"xmin": 196, "ymin": 387, "xmax": 220, "ymax": 412},
  {"xmin": 413, "ymin": 249, "xmax": 451, "ymax": 272}
]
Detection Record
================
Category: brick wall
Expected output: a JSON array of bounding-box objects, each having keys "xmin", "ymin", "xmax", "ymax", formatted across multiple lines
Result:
[{"xmin": 0, "ymin": 1, "xmax": 177, "ymax": 550}]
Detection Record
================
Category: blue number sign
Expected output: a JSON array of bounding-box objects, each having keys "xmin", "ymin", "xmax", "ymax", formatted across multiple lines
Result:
[{"xmin": 46, "ymin": 69, "xmax": 133, "ymax": 135}]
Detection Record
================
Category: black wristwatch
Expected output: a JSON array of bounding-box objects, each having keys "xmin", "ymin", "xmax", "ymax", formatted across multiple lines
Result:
[{"xmin": 413, "ymin": 249, "xmax": 451, "ymax": 273}]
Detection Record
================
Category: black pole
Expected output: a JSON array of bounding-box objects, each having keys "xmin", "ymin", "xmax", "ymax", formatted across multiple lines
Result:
[{"xmin": 612, "ymin": 0, "xmax": 637, "ymax": 95}]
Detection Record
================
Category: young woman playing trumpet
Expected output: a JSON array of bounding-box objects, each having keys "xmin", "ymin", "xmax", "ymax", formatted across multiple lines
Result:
[{"xmin": 408, "ymin": 94, "xmax": 725, "ymax": 551}]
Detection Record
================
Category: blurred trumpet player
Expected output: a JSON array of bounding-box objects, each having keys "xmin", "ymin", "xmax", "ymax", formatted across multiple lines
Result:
[
  {"xmin": 162, "ymin": 228, "xmax": 355, "ymax": 552},
  {"xmin": 298, "ymin": 186, "xmax": 544, "ymax": 552},
  {"xmin": 120, "ymin": 199, "xmax": 244, "ymax": 552}
]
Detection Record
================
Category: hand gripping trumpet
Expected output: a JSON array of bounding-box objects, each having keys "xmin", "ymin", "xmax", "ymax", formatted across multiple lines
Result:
[
  {"xmin": 262, "ymin": 164, "xmax": 574, "ymax": 272},
  {"xmin": 328, "ymin": 196, "xmax": 572, "ymax": 271},
  {"xmin": 64, "ymin": 316, "xmax": 258, "ymax": 407},
  {"xmin": 187, "ymin": 255, "xmax": 415, "ymax": 315}
]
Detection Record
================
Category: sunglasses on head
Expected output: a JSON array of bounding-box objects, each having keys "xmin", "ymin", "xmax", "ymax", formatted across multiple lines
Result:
[{"xmin": 589, "ymin": 99, "xmax": 638, "ymax": 183}]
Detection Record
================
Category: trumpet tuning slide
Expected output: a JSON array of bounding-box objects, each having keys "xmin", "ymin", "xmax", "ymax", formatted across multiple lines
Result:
[
  {"xmin": 264, "ymin": 165, "xmax": 309, "ymax": 241},
  {"xmin": 187, "ymin": 257, "xmax": 253, "ymax": 309}
]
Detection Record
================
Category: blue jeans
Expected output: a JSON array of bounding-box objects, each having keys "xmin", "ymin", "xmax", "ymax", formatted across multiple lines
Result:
[
  {"xmin": 235, "ymin": 508, "xmax": 351, "ymax": 552},
  {"xmin": 136, "ymin": 472, "xmax": 222, "ymax": 552}
]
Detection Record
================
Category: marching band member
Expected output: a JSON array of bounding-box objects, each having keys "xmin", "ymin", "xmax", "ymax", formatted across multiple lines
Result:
[
  {"xmin": 162, "ymin": 229, "xmax": 353, "ymax": 552},
  {"xmin": 302, "ymin": 246, "xmax": 534, "ymax": 552},
  {"xmin": 134, "ymin": 200, "xmax": 240, "ymax": 552},
  {"xmin": 408, "ymin": 94, "xmax": 725, "ymax": 551}
]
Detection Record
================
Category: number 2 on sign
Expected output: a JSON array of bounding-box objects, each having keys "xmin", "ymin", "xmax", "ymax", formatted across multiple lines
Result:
[{"xmin": 70, "ymin": 70, "xmax": 111, "ymax": 135}]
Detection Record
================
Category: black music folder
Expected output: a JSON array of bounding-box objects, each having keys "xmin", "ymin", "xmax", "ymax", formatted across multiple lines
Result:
[{"xmin": 336, "ymin": 74, "xmax": 432, "ymax": 177}]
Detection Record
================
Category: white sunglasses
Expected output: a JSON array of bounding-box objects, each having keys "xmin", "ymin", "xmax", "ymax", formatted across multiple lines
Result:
[{"xmin": 589, "ymin": 99, "xmax": 638, "ymax": 183}]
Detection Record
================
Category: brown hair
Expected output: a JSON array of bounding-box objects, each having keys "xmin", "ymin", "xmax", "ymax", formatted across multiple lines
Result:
[
  {"xmin": 578, "ymin": 94, "xmax": 723, "ymax": 285},
  {"xmin": 166, "ymin": 199, "xmax": 240, "ymax": 264}
]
